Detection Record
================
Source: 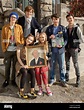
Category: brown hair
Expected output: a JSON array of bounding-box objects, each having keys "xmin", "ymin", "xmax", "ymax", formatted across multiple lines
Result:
[
  {"xmin": 24, "ymin": 34, "xmax": 35, "ymax": 46},
  {"xmin": 66, "ymin": 14, "xmax": 74, "ymax": 18},
  {"xmin": 51, "ymin": 13, "xmax": 59, "ymax": 19},
  {"xmin": 24, "ymin": 5, "xmax": 34, "ymax": 13}
]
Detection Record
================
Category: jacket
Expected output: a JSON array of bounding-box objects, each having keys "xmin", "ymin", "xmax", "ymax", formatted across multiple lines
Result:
[
  {"xmin": 1, "ymin": 24, "xmax": 24, "ymax": 52},
  {"xmin": 18, "ymin": 16, "xmax": 42, "ymax": 36},
  {"xmin": 46, "ymin": 24, "xmax": 68, "ymax": 54},
  {"xmin": 65, "ymin": 25, "xmax": 83, "ymax": 49}
]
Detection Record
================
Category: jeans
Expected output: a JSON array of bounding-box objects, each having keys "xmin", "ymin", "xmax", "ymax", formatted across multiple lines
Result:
[
  {"xmin": 4, "ymin": 51, "xmax": 17, "ymax": 82},
  {"xmin": 65, "ymin": 48, "xmax": 80, "ymax": 77},
  {"xmin": 35, "ymin": 67, "xmax": 48, "ymax": 86},
  {"xmin": 50, "ymin": 52, "xmax": 66, "ymax": 82}
]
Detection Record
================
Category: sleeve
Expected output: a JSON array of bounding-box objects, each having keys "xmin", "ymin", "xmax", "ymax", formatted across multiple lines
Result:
[
  {"xmin": 19, "ymin": 25, "xmax": 24, "ymax": 45},
  {"xmin": 34, "ymin": 18, "xmax": 42, "ymax": 33},
  {"xmin": 1, "ymin": 26, "xmax": 6, "ymax": 52},
  {"xmin": 45, "ymin": 26, "xmax": 51, "ymax": 44},
  {"xmin": 63, "ymin": 27, "xmax": 68, "ymax": 47},
  {"xmin": 77, "ymin": 26, "xmax": 84, "ymax": 43}
]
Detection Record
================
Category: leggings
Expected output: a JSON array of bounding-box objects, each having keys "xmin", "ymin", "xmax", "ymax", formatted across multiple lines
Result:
[
  {"xmin": 35, "ymin": 67, "xmax": 48, "ymax": 86},
  {"xmin": 20, "ymin": 68, "xmax": 35, "ymax": 89}
]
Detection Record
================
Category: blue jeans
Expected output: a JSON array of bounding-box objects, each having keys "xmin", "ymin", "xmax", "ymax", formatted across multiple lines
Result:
[{"xmin": 50, "ymin": 52, "xmax": 66, "ymax": 82}]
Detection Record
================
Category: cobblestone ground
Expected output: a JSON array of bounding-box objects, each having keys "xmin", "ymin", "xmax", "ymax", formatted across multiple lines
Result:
[{"xmin": 0, "ymin": 73, "xmax": 84, "ymax": 104}]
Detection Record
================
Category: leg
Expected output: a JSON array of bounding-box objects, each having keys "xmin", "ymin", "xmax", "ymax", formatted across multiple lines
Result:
[
  {"xmin": 71, "ymin": 49, "xmax": 80, "ymax": 87},
  {"xmin": 58, "ymin": 52, "xmax": 68, "ymax": 87},
  {"xmin": 49, "ymin": 53, "xmax": 57, "ymax": 84},
  {"xmin": 35, "ymin": 68, "xmax": 42, "ymax": 86},
  {"xmin": 65, "ymin": 50, "xmax": 71, "ymax": 81},
  {"xmin": 20, "ymin": 68, "xmax": 28, "ymax": 89},
  {"xmin": 35, "ymin": 68, "xmax": 43, "ymax": 95},
  {"xmin": 2, "ymin": 51, "xmax": 11, "ymax": 87},
  {"xmin": 18, "ymin": 68, "xmax": 28, "ymax": 99},
  {"xmin": 41, "ymin": 67, "xmax": 52, "ymax": 96},
  {"xmin": 28, "ymin": 69, "xmax": 35, "ymax": 89},
  {"xmin": 11, "ymin": 52, "xmax": 17, "ymax": 86},
  {"xmin": 41, "ymin": 66, "xmax": 48, "ymax": 85},
  {"xmin": 28, "ymin": 69, "xmax": 37, "ymax": 98}
]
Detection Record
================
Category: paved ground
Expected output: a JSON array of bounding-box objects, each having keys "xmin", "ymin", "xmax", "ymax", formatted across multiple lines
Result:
[
  {"xmin": 0, "ymin": 42, "xmax": 84, "ymax": 109},
  {"xmin": 0, "ymin": 72, "xmax": 84, "ymax": 104}
]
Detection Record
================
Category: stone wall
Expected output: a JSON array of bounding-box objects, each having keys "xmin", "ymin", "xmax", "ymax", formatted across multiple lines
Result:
[{"xmin": 40, "ymin": 0, "xmax": 52, "ymax": 27}]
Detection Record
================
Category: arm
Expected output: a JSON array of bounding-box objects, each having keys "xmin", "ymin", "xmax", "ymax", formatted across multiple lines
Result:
[
  {"xmin": 63, "ymin": 27, "xmax": 68, "ymax": 47},
  {"xmin": 19, "ymin": 25, "xmax": 24, "ymax": 45},
  {"xmin": 1, "ymin": 26, "xmax": 6, "ymax": 52},
  {"xmin": 33, "ymin": 17, "xmax": 42, "ymax": 33},
  {"xmin": 46, "ymin": 26, "xmax": 52, "ymax": 44},
  {"xmin": 17, "ymin": 48, "xmax": 28, "ymax": 69},
  {"xmin": 77, "ymin": 27, "xmax": 84, "ymax": 43}
]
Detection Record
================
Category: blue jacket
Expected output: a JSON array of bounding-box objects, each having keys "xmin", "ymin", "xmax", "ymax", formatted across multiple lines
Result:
[{"xmin": 46, "ymin": 24, "xmax": 68, "ymax": 54}]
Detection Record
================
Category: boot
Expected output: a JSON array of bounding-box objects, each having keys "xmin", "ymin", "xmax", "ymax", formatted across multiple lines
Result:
[
  {"xmin": 18, "ymin": 89, "xmax": 28, "ymax": 99},
  {"xmin": 65, "ymin": 73, "xmax": 69, "ymax": 82},
  {"xmin": 76, "ymin": 76, "xmax": 80, "ymax": 87}
]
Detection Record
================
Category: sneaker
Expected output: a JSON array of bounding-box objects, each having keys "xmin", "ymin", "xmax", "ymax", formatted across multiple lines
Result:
[
  {"xmin": 37, "ymin": 87, "xmax": 43, "ymax": 96},
  {"xmin": 65, "ymin": 73, "xmax": 69, "ymax": 82},
  {"xmin": 48, "ymin": 80, "xmax": 55, "ymax": 87},
  {"xmin": 2, "ymin": 80, "xmax": 9, "ymax": 88},
  {"xmin": 18, "ymin": 91, "xmax": 28, "ymax": 99},
  {"xmin": 76, "ymin": 76, "xmax": 80, "ymax": 87},
  {"xmin": 61, "ymin": 81, "xmax": 68, "ymax": 87},
  {"xmin": 46, "ymin": 87, "xmax": 52, "ymax": 96},
  {"xmin": 31, "ymin": 91, "xmax": 37, "ymax": 98}
]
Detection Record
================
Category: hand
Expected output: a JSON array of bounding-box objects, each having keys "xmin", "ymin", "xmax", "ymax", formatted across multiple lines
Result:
[
  {"xmin": 22, "ymin": 65, "xmax": 28, "ymax": 69},
  {"xmin": 36, "ymin": 32, "xmax": 39, "ymax": 40},
  {"xmin": 56, "ymin": 45, "xmax": 62, "ymax": 48},
  {"xmin": 46, "ymin": 56, "xmax": 48, "ymax": 60},
  {"xmin": 50, "ymin": 35, "xmax": 55, "ymax": 39}
]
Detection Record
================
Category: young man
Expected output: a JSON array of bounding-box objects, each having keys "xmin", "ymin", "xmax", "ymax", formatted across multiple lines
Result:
[
  {"xmin": 46, "ymin": 14, "xmax": 68, "ymax": 87},
  {"xmin": 1, "ymin": 12, "xmax": 24, "ymax": 88},
  {"xmin": 18, "ymin": 5, "xmax": 41, "ymax": 38},
  {"xmin": 65, "ymin": 14, "xmax": 83, "ymax": 87}
]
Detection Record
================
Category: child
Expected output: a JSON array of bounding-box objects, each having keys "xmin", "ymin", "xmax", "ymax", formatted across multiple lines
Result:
[
  {"xmin": 35, "ymin": 32, "xmax": 52, "ymax": 96},
  {"xmin": 16, "ymin": 34, "xmax": 37, "ymax": 99}
]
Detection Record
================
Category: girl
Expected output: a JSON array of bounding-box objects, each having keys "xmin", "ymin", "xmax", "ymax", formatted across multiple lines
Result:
[
  {"xmin": 35, "ymin": 32, "xmax": 52, "ymax": 96},
  {"xmin": 16, "ymin": 34, "xmax": 37, "ymax": 99}
]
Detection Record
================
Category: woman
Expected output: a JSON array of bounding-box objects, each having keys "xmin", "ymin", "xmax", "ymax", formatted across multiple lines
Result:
[
  {"xmin": 16, "ymin": 34, "xmax": 37, "ymax": 99},
  {"xmin": 35, "ymin": 32, "xmax": 52, "ymax": 96}
]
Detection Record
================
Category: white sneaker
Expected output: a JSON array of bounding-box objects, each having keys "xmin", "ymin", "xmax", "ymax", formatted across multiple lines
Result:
[
  {"xmin": 46, "ymin": 87, "xmax": 52, "ymax": 96},
  {"xmin": 37, "ymin": 87, "xmax": 43, "ymax": 96}
]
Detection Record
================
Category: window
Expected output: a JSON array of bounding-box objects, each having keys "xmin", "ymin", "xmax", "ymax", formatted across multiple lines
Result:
[
  {"xmin": 52, "ymin": 0, "xmax": 61, "ymax": 14},
  {"xmin": 14, "ymin": 0, "xmax": 35, "ymax": 11}
]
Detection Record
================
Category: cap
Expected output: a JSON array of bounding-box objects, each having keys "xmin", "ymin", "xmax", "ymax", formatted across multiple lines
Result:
[{"xmin": 9, "ymin": 12, "xmax": 19, "ymax": 20}]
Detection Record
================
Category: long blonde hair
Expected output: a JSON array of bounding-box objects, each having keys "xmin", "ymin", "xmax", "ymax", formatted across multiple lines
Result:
[{"xmin": 39, "ymin": 32, "xmax": 48, "ymax": 53}]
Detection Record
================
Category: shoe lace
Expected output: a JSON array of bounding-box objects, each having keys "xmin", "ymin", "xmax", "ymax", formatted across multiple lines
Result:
[
  {"xmin": 46, "ymin": 87, "xmax": 52, "ymax": 94},
  {"xmin": 19, "ymin": 91, "xmax": 28, "ymax": 99}
]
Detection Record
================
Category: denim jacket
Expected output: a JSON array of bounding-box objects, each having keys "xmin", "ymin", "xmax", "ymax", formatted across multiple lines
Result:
[{"xmin": 46, "ymin": 24, "xmax": 68, "ymax": 54}]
